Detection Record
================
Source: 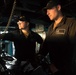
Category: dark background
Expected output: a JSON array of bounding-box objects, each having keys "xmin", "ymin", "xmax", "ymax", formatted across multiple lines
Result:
[{"xmin": 0, "ymin": 0, "xmax": 76, "ymax": 28}]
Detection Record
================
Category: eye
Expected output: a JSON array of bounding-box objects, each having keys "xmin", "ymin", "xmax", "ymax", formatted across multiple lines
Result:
[{"xmin": 17, "ymin": 22, "xmax": 22, "ymax": 25}]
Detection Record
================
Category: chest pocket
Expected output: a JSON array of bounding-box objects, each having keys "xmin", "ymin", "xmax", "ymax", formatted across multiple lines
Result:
[
  {"xmin": 54, "ymin": 28, "xmax": 70, "ymax": 44},
  {"xmin": 51, "ymin": 28, "xmax": 68, "ymax": 41},
  {"xmin": 56, "ymin": 29, "xmax": 66, "ymax": 35}
]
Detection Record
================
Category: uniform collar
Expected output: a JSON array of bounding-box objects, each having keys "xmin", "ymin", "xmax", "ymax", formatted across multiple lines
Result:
[
  {"xmin": 58, "ymin": 16, "xmax": 66, "ymax": 26},
  {"xmin": 50, "ymin": 16, "xmax": 67, "ymax": 29}
]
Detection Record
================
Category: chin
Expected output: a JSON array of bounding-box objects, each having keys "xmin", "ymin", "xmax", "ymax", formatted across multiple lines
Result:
[{"xmin": 50, "ymin": 18, "xmax": 53, "ymax": 21}]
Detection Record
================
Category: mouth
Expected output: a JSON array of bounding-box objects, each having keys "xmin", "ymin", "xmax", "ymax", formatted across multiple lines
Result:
[
  {"xmin": 48, "ymin": 15, "xmax": 51, "ymax": 18},
  {"xmin": 21, "ymin": 28, "xmax": 25, "ymax": 30}
]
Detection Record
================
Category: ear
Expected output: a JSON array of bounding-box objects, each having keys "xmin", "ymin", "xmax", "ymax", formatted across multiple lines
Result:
[
  {"xmin": 27, "ymin": 22, "xmax": 29, "ymax": 26},
  {"xmin": 57, "ymin": 5, "xmax": 61, "ymax": 11}
]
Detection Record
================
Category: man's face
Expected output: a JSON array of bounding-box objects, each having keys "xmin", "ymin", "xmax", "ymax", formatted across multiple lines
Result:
[
  {"xmin": 17, "ymin": 20, "xmax": 28, "ymax": 29},
  {"xmin": 46, "ymin": 5, "xmax": 61, "ymax": 21}
]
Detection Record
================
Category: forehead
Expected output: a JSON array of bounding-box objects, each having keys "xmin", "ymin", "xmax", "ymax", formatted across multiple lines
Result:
[
  {"xmin": 17, "ymin": 20, "xmax": 26, "ymax": 25},
  {"xmin": 47, "ymin": 6, "xmax": 57, "ymax": 11},
  {"xmin": 18, "ymin": 20, "xmax": 25, "ymax": 23}
]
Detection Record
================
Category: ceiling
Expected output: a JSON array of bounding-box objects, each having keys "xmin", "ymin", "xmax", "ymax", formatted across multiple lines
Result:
[{"xmin": 0, "ymin": 0, "xmax": 76, "ymax": 27}]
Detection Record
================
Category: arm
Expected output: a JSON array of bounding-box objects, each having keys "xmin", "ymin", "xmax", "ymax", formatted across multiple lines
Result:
[
  {"xmin": 0, "ymin": 32, "xmax": 17, "ymax": 41},
  {"xmin": 35, "ymin": 33, "xmax": 43, "ymax": 44},
  {"xmin": 66, "ymin": 19, "xmax": 76, "ymax": 73},
  {"xmin": 68, "ymin": 19, "xmax": 76, "ymax": 44},
  {"xmin": 37, "ymin": 29, "xmax": 50, "ymax": 56},
  {"xmin": 38, "ymin": 38, "xmax": 49, "ymax": 56}
]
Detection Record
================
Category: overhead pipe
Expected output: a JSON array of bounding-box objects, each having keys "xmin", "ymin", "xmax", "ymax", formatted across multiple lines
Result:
[{"xmin": 4, "ymin": 0, "xmax": 16, "ymax": 32}]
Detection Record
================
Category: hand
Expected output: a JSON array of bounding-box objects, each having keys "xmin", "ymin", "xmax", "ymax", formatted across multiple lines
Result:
[
  {"xmin": 49, "ymin": 64, "xmax": 59, "ymax": 74},
  {"xmin": 35, "ymin": 54, "xmax": 44, "ymax": 63}
]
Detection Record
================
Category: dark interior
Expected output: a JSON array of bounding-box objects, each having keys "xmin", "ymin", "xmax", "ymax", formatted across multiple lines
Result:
[{"xmin": 0, "ymin": 0, "xmax": 76, "ymax": 27}]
